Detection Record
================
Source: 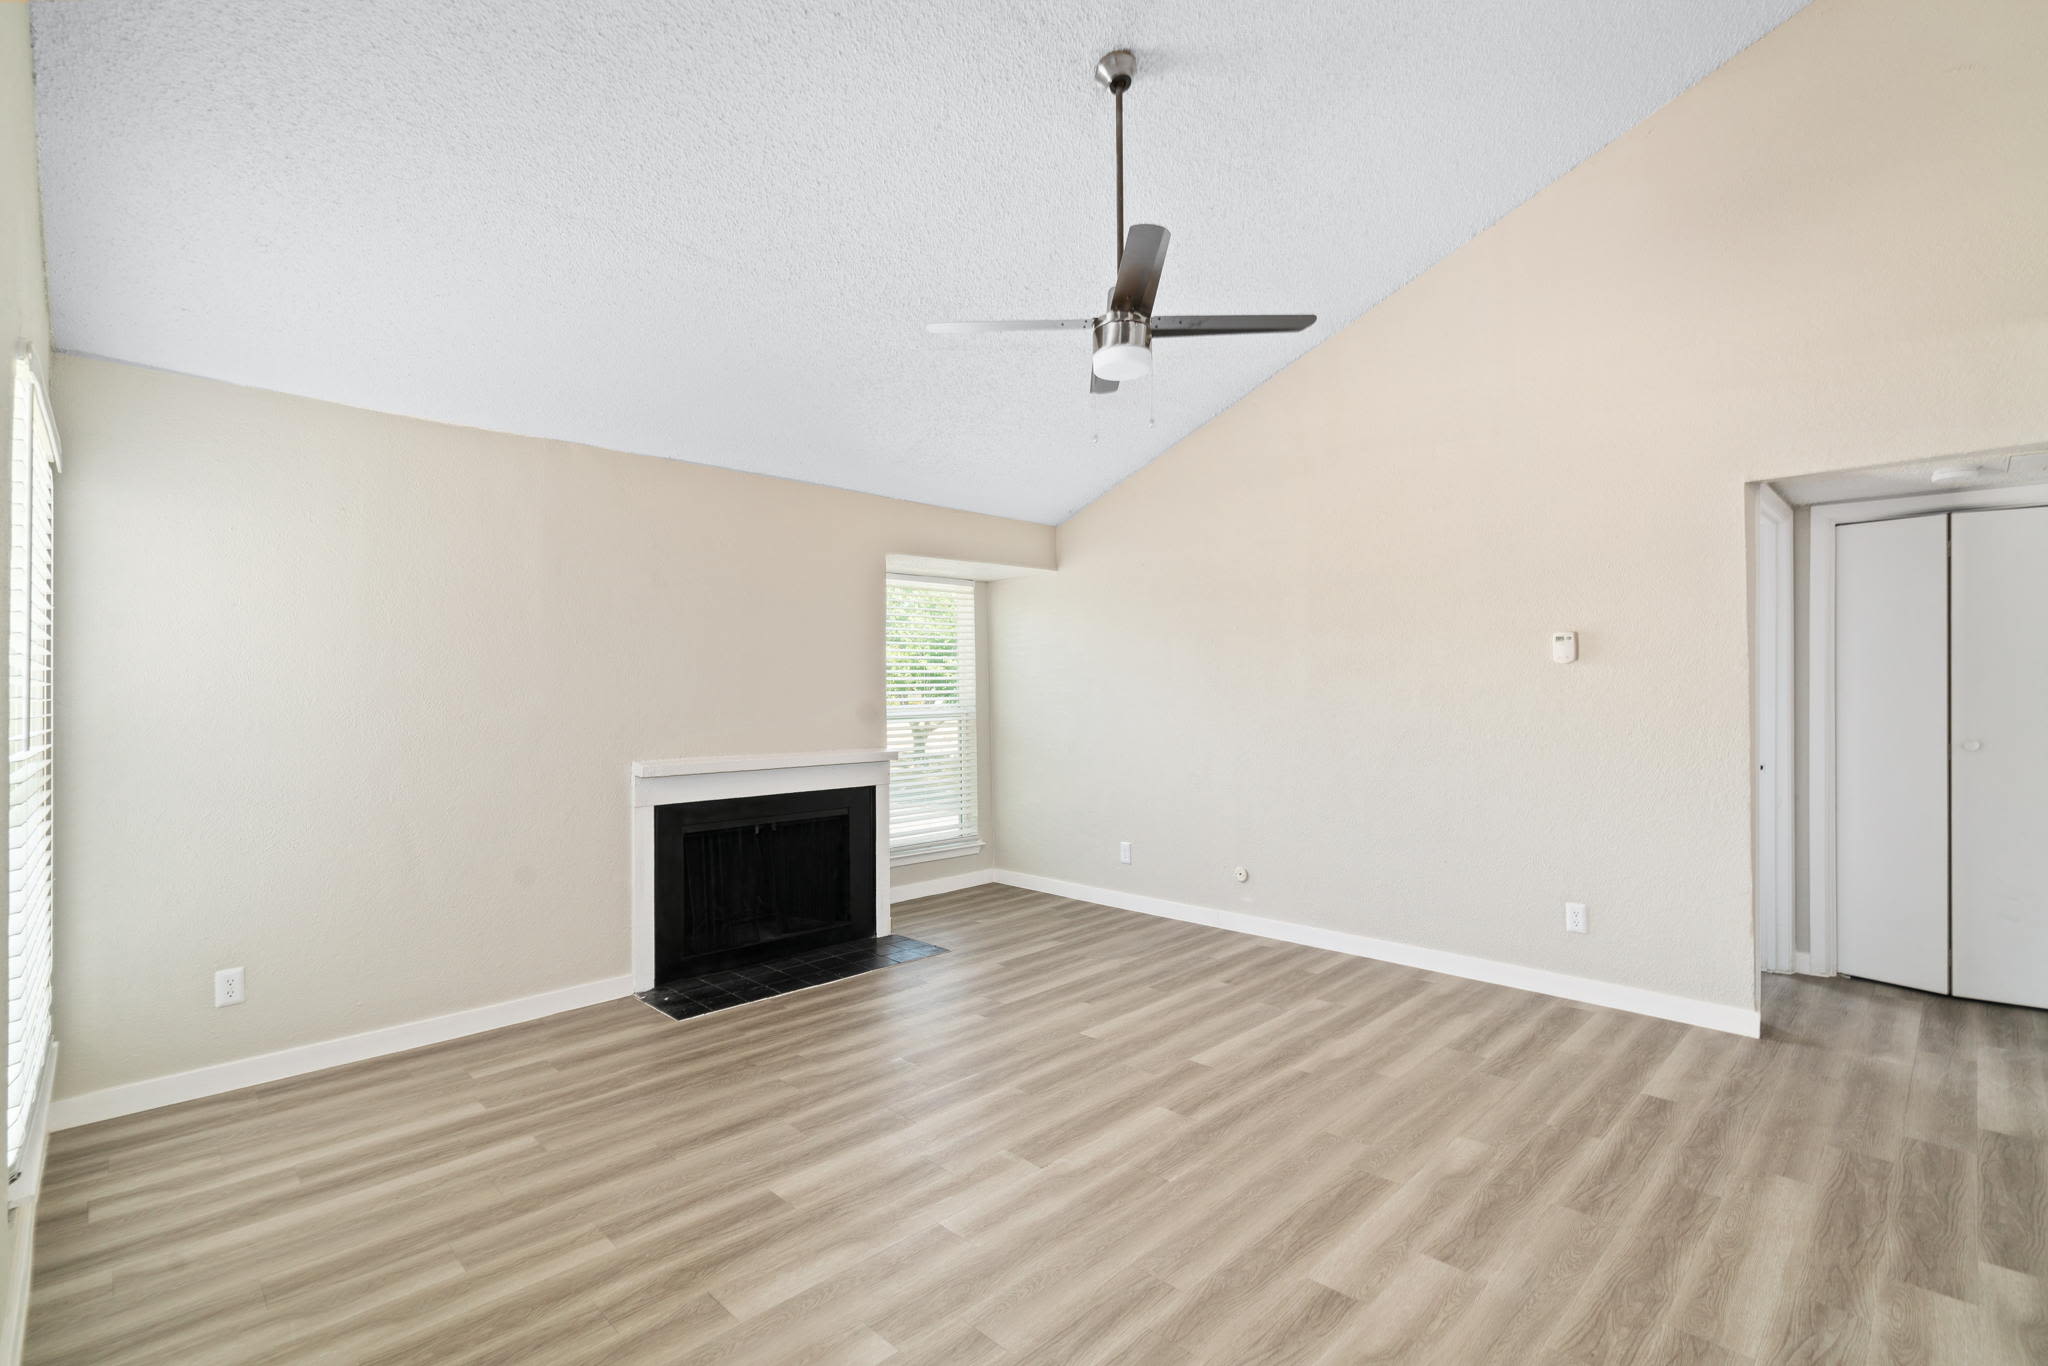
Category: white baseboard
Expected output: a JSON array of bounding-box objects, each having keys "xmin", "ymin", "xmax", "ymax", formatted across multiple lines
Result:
[
  {"xmin": 989, "ymin": 869, "xmax": 1761, "ymax": 1039},
  {"xmin": 53, "ymin": 864, "xmax": 1763, "ymax": 1131},
  {"xmin": 889, "ymin": 868, "xmax": 997, "ymax": 903},
  {"xmin": 50, "ymin": 975, "xmax": 634, "ymax": 1132}
]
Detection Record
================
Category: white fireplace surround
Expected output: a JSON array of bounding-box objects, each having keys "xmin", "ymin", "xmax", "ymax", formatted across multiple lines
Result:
[{"xmin": 629, "ymin": 750, "xmax": 897, "ymax": 992}]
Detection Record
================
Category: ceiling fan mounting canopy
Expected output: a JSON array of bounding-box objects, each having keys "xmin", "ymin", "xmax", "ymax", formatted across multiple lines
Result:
[
  {"xmin": 927, "ymin": 49, "xmax": 1315, "ymax": 393},
  {"xmin": 1095, "ymin": 49, "xmax": 1136, "ymax": 93}
]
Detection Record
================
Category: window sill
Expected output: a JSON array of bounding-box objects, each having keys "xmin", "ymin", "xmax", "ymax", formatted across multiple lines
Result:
[{"xmin": 890, "ymin": 840, "xmax": 985, "ymax": 868}]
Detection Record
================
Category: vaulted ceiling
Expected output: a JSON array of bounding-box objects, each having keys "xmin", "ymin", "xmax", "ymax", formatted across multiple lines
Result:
[{"xmin": 30, "ymin": 0, "xmax": 1805, "ymax": 523}]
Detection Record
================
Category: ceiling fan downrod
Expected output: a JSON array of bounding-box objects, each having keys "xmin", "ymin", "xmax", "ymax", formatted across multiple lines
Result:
[{"xmin": 1096, "ymin": 50, "xmax": 1135, "ymax": 270}]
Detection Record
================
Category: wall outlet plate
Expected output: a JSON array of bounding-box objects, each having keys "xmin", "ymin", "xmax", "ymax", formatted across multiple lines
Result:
[
  {"xmin": 1119, "ymin": 841, "xmax": 1132, "ymax": 864},
  {"xmin": 1564, "ymin": 903, "xmax": 1588, "ymax": 934},
  {"xmin": 215, "ymin": 966, "xmax": 245, "ymax": 1007}
]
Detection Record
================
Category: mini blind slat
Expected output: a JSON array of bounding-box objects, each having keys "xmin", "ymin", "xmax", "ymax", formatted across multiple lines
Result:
[
  {"xmin": 7, "ymin": 354, "xmax": 56, "ymax": 1174},
  {"xmin": 885, "ymin": 576, "xmax": 978, "ymax": 853}
]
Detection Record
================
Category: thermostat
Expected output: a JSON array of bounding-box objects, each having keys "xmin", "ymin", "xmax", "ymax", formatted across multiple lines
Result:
[{"xmin": 1550, "ymin": 631, "xmax": 1578, "ymax": 664}]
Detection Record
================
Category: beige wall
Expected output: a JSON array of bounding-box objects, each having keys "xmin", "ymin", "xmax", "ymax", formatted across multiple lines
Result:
[
  {"xmin": 51, "ymin": 356, "xmax": 1051, "ymax": 1097},
  {"xmin": 993, "ymin": 0, "xmax": 2048, "ymax": 1014},
  {"xmin": 1, "ymin": 3, "xmax": 49, "ymax": 1352}
]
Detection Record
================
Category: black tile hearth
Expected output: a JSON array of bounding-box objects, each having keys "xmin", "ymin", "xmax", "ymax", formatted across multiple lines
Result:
[{"xmin": 635, "ymin": 934, "xmax": 946, "ymax": 1021}]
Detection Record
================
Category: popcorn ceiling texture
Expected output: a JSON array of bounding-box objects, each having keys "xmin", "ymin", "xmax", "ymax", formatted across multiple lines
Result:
[{"xmin": 30, "ymin": 0, "xmax": 1803, "ymax": 523}]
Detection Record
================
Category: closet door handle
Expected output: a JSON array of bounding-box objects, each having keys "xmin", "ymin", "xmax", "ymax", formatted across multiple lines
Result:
[{"xmin": 1960, "ymin": 739, "xmax": 1984, "ymax": 752}]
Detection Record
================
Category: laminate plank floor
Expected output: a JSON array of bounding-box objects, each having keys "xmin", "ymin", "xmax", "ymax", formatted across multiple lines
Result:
[{"xmin": 28, "ymin": 886, "xmax": 2048, "ymax": 1363}]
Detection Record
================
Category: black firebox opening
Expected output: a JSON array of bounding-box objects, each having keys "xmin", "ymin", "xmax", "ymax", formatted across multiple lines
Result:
[{"xmin": 652, "ymin": 785, "xmax": 876, "ymax": 982}]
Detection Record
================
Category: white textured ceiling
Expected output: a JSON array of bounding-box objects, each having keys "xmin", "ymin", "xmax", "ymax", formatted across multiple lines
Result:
[{"xmin": 31, "ymin": 0, "xmax": 1805, "ymax": 524}]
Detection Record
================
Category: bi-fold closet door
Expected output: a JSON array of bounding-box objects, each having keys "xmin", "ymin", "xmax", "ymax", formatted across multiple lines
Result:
[{"xmin": 1835, "ymin": 506, "xmax": 2048, "ymax": 1009}]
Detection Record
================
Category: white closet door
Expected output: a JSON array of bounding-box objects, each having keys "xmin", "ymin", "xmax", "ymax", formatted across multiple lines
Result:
[
  {"xmin": 1835, "ymin": 515, "xmax": 1949, "ymax": 994},
  {"xmin": 1951, "ymin": 506, "xmax": 2048, "ymax": 1009}
]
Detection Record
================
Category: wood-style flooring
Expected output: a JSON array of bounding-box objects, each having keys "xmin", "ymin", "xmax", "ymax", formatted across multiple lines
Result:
[{"xmin": 27, "ymin": 885, "xmax": 2048, "ymax": 1363}]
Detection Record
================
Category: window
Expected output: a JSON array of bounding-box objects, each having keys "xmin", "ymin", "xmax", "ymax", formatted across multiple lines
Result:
[
  {"xmin": 885, "ymin": 575, "xmax": 979, "ymax": 859},
  {"xmin": 8, "ymin": 350, "xmax": 57, "ymax": 1186}
]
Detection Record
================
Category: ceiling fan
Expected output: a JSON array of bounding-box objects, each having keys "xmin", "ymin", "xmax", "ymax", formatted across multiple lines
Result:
[{"xmin": 928, "ymin": 50, "xmax": 1316, "ymax": 393}]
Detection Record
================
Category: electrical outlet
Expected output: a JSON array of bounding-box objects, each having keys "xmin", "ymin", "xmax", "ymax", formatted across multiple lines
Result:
[
  {"xmin": 215, "ymin": 966, "xmax": 245, "ymax": 1007},
  {"xmin": 1564, "ymin": 903, "xmax": 1588, "ymax": 934},
  {"xmin": 1119, "ymin": 841, "xmax": 1132, "ymax": 865}
]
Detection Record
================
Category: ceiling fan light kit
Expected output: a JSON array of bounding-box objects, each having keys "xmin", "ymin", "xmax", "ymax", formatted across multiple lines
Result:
[
  {"xmin": 929, "ymin": 50, "xmax": 1315, "ymax": 394},
  {"xmin": 1092, "ymin": 313, "xmax": 1151, "ymax": 380}
]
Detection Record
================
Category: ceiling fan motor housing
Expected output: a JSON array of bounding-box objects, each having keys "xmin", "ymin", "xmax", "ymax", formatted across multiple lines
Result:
[{"xmin": 1092, "ymin": 309, "xmax": 1152, "ymax": 380}]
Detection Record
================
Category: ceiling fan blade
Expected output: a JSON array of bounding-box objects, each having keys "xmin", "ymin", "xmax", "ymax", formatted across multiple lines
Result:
[
  {"xmin": 926, "ymin": 319, "xmax": 1093, "ymax": 334},
  {"xmin": 1109, "ymin": 224, "xmax": 1170, "ymax": 315},
  {"xmin": 1151, "ymin": 314, "xmax": 1317, "ymax": 337},
  {"xmin": 1090, "ymin": 371, "xmax": 1119, "ymax": 394}
]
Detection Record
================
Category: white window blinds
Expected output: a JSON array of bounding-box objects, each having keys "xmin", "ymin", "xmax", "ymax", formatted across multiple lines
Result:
[
  {"xmin": 885, "ymin": 576, "xmax": 978, "ymax": 856},
  {"xmin": 8, "ymin": 351, "xmax": 57, "ymax": 1178}
]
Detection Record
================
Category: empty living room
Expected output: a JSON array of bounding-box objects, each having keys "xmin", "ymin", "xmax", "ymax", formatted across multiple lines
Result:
[{"xmin": 0, "ymin": 0, "xmax": 2044, "ymax": 1361}]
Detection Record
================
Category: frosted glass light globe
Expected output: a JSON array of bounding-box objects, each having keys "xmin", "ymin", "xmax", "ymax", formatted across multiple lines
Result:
[{"xmin": 1091, "ymin": 341, "xmax": 1152, "ymax": 382}]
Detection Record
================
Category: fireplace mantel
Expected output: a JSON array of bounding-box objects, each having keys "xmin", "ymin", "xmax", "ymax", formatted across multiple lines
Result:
[
  {"xmin": 632, "ymin": 749, "xmax": 896, "ymax": 780},
  {"xmin": 629, "ymin": 749, "xmax": 897, "ymax": 991}
]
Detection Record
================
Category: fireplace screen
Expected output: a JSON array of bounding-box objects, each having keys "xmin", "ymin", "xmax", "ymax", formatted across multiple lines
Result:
[{"xmin": 652, "ymin": 785, "xmax": 876, "ymax": 982}]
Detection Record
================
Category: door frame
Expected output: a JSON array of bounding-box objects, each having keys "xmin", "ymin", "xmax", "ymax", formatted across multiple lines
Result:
[
  {"xmin": 1806, "ymin": 482, "xmax": 2048, "ymax": 976},
  {"xmin": 1753, "ymin": 485, "xmax": 1796, "ymax": 975}
]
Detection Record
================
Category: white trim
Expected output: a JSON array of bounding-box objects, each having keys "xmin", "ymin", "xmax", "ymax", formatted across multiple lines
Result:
[
  {"xmin": 5, "ymin": 1040, "xmax": 54, "ymax": 1210},
  {"xmin": 890, "ymin": 868, "xmax": 996, "ymax": 903},
  {"xmin": 988, "ymin": 870, "xmax": 1761, "ymax": 1038},
  {"xmin": 890, "ymin": 839, "xmax": 984, "ymax": 868},
  {"xmin": 883, "ymin": 554, "xmax": 1054, "ymax": 582},
  {"xmin": 884, "ymin": 571, "xmax": 980, "ymax": 589},
  {"xmin": 630, "ymin": 755, "xmax": 894, "ymax": 991},
  {"xmin": 12, "ymin": 343, "xmax": 58, "ymax": 472},
  {"xmin": 0, "ymin": 1042, "xmax": 55, "ymax": 1366},
  {"xmin": 1793, "ymin": 951, "xmax": 1823, "ymax": 976},
  {"xmin": 2, "ymin": 1201, "xmax": 32, "ymax": 1366},
  {"xmin": 1753, "ymin": 485, "xmax": 1796, "ymax": 975},
  {"xmin": 1804, "ymin": 481, "xmax": 2048, "ymax": 977},
  {"xmin": 632, "ymin": 750, "xmax": 895, "ymax": 780},
  {"xmin": 49, "ymin": 976, "xmax": 631, "ymax": 1132}
]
